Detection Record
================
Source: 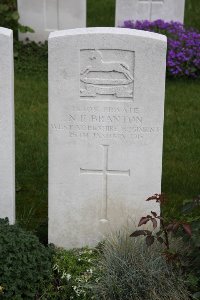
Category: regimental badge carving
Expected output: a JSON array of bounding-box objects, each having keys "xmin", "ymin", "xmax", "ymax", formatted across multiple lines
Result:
[{"xmin": 80, "ymin": 49, "xmax": 135, "ymax": 101}]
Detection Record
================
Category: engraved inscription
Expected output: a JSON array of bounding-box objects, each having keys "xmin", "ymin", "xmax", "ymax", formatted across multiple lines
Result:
[
  {"xmin": 80, "ymin": 50, "xmax": 134, "ymax": 101},
  {"xmin": 80, "ymin": 145, "xmax": 130, "ymax": 222},
  {"xmin": 139, "ymin": 0, "xmax": 164, "ymax": 20},
  {"xmin": 50, "ymin": 104, "xmax": 160, "ymax": 144}
]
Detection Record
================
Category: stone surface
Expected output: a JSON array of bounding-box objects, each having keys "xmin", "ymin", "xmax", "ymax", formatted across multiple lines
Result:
[
  {"xmin": 18, "ymin": 0, "xmax": 87, "ymax": 42},
  {"xmin": 49, "ymin": 27, "xmax": 167, "ymax": 249},
  {"xmin": 115, "ymin": 0, "xmax": 185, "ymax": 26},
  {"xmin": 0, "ymin": 28, "xmax": 15, "ymax": 224}
]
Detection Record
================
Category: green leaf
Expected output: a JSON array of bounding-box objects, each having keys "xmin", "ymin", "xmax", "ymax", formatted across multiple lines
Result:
[
  {"xmin": 182, "ymin": 223, "xmax": 192, "ymax": 236},
  {"xmin": 0, "ymin": 4, "xmax": 9, "ymax": 12},
  {"xmin": 11, "ymin": 11, "xmax": 19, "ymax": 21}
]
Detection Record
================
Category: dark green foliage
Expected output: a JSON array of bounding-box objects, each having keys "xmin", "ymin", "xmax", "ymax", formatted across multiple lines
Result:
[
  {"xmin": 0, "ymin": 219, "xmax": 53, "ymax": 299},
  {"xmin": 41, "ymin": 247, "xmax": 99, "ymax": 299},
  {"xmin": 14, "ymin": 41, "xmax": 48, "ymax": 75},
  {"xmin": 0, "ymin": 0, "xmax": 33, "ymax": 39}
]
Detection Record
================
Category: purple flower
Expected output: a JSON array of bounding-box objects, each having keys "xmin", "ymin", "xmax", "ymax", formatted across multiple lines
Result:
[{"xmin": 122, "ymin": 20, "xmax": 200, "ymax": 78}]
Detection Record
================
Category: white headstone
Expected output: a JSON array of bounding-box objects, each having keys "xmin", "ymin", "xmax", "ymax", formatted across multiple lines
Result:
[
  {"xmin": 18, "ymin": 0, "xmax": 87, "ymax": 42},
  {"xmin": 0, "ymin": 28, "xmax": 15, "ymax": 224},
  {"xmin": 115, "ymin": 0, "xmax": 185, "ymax": 26},
  {"xmin": 49, "ymin": 27, "xmax": 167, "ymax": 249}
]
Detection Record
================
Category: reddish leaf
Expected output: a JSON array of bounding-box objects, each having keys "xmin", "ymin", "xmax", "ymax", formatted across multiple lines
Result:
[
  {"xmin": 166, "ymin": 223, "xmax": 174, "ymax": 232},
  {"xmin": 146, "ymin": 193, "xmax": 166, "ymax": 204},
  {"xmin": 182, "ymin": 223, "xmax": 192, "ymax": 236},
  {"xmin": 138, "ymin": 217, "xmax": 150, "ymax": 227},
  {"xmin": 172, "ymin": 222, "xmax": 181, "ymax": 232},
  {"xmin": 159, "ymin": 193, "xmax": 166, "ymax": 204},
  {"xmin": 130, "ymin": 230, "xmax": 151, "ymax": 237},
  {"xmin": 151, "ymin": 211, "xmax": 157, "ymax": 218},
  {"xmin": 146, "ymin": 235, "xmax": 155, "ymax": 247},
  {"xmin": 156, "ymin": 216, "xmax": 164, "ymax": 221},
  {"xmin": 151, "ymin": 218, "xmax": 158, "ymax": 229},
  {"xmin": 146, "ymin": 194, "xmax": 159, "ymax": 201},
  {"xmin": 162, "ymin": 251, "xmax": 179, "ymax": 262}
]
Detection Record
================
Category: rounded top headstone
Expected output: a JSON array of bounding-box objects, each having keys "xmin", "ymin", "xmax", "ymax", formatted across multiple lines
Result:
[
  {"xmin": 0, "ymin": 27, "xmax": 12, "ymax": 37},
  {"xmin": 49, "ymin": 27, "xmax": 167, "ymax": 43}
]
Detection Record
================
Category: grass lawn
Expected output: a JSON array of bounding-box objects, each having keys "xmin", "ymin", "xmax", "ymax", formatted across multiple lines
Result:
[{"xmin": 15, "ymin": 0, "xmax": 200, "ymax": 239}]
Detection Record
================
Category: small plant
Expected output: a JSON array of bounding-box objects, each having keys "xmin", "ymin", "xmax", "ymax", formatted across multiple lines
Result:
[
  {"xmin": 130, "ymin": 193, "xmax": 192, "ymax": 261},
  {"xmin": 0, "ymin": 218, "xmax": 53, "ymax": 299},
  {"xmin": 122, "ymin": 20, "xmax": 200, "ymax": 78},
  {"xmin": 16, "ymin": 204, "xmax": 36, "ymax": 229},
  {"xmin": 130, "ymin": 194, "xmax": 200, "ymax": 299},
  {"xmin": 41, "ymin": 247, "xmax": 100, "ymax": 299},
  {"xmin": 0, "ymin": 0, "xmax": 33, "ymax": 39},
  {"xmin": 14, "ymin": 40, "xmax": 48, "ymax": 74},
  {"xmin": 181, "ymin": 196, "xmax": 200, "ymax": 299},
  {"xmin": 92, "ymin": 230, "xmax": 190, "ymax": 300}
]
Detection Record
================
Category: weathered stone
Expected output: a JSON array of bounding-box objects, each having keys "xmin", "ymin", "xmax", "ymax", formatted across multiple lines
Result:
[
  {"xmin": 18, "ymin": 0, "xmax": 87, "ymax": 42},
  {"xmin": 0, "ymin": 28, "xmax": 15, "ymax": 224},
  {"xmin": 115, "ymin": 0, "xmax": 185, "ymax": 26},
  {"xmin": 48, "ymin": 28, "xmax": 167, "ymax": 248}
]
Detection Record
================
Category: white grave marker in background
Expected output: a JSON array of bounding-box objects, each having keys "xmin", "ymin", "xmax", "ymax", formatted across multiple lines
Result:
[
  {"xmin": 49, "ymin": 27, "xmax": 167, "ymax": 249},
  {"xmin": 18, "ymin": 0, "xmax": 87, "ymax": 42},
  {"xmin": 115, "ymin": 0, "xmax": 185, "ymax": 26},
  {"xmin": 0, "ymin": 28, "xmax": 15, "ymax": 224}
]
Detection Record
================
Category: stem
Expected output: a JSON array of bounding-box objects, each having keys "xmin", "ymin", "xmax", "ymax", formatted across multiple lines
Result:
[{"xmin": 160, "ymin": 219, "xmax": 170, "ymax": 250}]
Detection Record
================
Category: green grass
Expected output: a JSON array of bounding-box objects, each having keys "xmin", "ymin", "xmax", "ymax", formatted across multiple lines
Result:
[
  {"xmin": 185, "ymin": 0, "xmax": 200, "ymax": 30},
  {"xmin": 163, "ymin": 79, "xmax": 200, "ymax": 214},
  {"xmin": 14, "ymin": 0, "xmax": 200, "ymax": 238},
  {"xmin": 15, "ymin": 73, "xmax": 48, "ymax": 239},
  {"xmin": 87, "ymin": 0, "xmax": 115, "ymax": 27}
]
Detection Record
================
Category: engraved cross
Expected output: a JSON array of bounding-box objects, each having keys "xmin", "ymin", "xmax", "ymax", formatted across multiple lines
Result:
[
  {"xmin": 139, "ymin": 0, "xmax": 164, "ymax": 20},
  {"xmin": 80, "ymin": 145, "xmax": 130, "ymax": 222}
]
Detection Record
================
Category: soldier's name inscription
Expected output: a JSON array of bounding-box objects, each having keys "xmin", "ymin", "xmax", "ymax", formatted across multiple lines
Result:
[{"xmin": 50, "ymin": 104, "xmax": 160, "ymax": 143}]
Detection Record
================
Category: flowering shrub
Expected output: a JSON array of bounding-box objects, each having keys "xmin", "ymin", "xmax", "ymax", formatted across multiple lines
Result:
[
  {"xmin": 41, "ymin": 247, "xmax": 100, "ymax": 299},
  {"xmin": 123, "ymin": 20, "xmax": 200, "ymax": 78}
]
